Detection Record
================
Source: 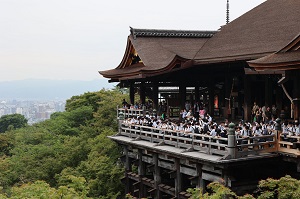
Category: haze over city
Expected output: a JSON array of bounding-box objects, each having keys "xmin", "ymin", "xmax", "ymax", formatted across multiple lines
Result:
[{"xmin": 1, "ymin": 0, "xmax": 265, "ymax": 82}]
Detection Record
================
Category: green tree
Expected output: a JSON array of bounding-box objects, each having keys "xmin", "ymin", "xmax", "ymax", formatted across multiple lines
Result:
[
  {"xmin": 0, "ymin": 180, "xmax": 91, "ymax": 199},
  {"xmin": 0, "ymin": 114, "xmax": 27, "ymax": 133},
  {"xmin": 0, "ymin": 89, "xmax": 126, "ymax": 198},
  {"xmin": 257, "ymin": 175, "xmax": 300, "ymax": 199}
]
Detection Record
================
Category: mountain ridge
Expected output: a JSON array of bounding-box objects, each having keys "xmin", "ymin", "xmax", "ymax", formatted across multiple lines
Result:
[{"xmin": 0, "ymin": 79, "xmax": 116, "ymax": 100}]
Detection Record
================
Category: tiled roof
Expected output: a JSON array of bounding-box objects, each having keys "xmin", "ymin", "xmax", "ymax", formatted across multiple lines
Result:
[
  {"xmin": 100, "ymin": 0, "xmax": 300, "ymax": 80},
  {"xmin": 130, "ymin": 27, "xmax": 216, "ymax": 39},
  {"xmin": 99, "ymin": 31, "xmax": 212, "ymax": 79},
  {"xmin": 248, "ymin": 33, "xmax": 300, "ymax": 71},
  {"xmin": 193, "ymin": 0, "xmax": 300, "ymax": 64}
]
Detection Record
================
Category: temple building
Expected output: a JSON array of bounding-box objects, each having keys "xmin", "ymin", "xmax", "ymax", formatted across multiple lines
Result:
[
  {"xmin": 101, "ymin": 0, "xmax": 300, "ymax": 122},
  {"xmin": 100, "ymin": 0, "xmax": 300, "ymax": 198}
]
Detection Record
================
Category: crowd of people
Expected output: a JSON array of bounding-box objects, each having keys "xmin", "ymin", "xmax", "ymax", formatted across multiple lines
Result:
[{"xmin": 120, "ymin": 100, "xmax": 300, "ymax": 144}]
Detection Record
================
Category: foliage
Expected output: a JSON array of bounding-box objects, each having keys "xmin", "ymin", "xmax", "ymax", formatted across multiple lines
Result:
[
  {"xmin": 0, "ymin": 88, "xmax": 127, "ymax": 198},
  {"xmin": 0, "ymin": 180, "xmax": 91, "ymax": 199},
  {"xmin": 188, "ymin": 176, "xmax": 300, "ymax": 199},
  {"xmin": 257, "ymin": 175, "xmax": 300, "ymax": 199},
  {"xmin": 0, "ymin": 114, "xmax": 27, "ymax": 133},
  {"xmin": 188, "ymin": 182, "xmax": 237, "ymax": 199}
]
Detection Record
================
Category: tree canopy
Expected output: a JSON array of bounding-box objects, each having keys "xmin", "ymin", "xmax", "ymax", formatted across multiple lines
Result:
[
  {"xmin": 0, "ymin": 88, "xmax": 125, "ymax": 199},
  {"xmin": 0, "ymin": 114, "xmax": 27, "ymax": 133}
]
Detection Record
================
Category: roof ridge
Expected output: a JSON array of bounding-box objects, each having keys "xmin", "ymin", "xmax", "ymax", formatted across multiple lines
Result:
[{"xmin": 130, "ymin": 27, "xmax": 217, "ymax": 39}]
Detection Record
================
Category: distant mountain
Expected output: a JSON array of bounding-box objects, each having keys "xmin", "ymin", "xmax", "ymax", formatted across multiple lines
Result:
[{"xmin": 0, "ymin": 79, "xmax": 117, "ymax": 100}]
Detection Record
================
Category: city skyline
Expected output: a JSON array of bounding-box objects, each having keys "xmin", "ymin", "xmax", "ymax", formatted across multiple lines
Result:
[{"xmin": 1, "ymin": 0, "xmax": 266, "ymax": 82}]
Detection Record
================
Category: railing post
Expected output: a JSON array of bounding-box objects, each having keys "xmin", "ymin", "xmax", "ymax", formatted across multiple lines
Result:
[
  {"xmin": 192, "ymin": 134, "xmax": 194, "ymax": 148},
  {"xmin": 275, "ymin": 118, "xmax": 282, "ymax": 151},
  {"xmin": 117, "ymin": 110, "xmax": 124, "ymax": 136},
  {"xmin": 151, "ymin": 128, "xmax": 153, "ymax": 143},
  {"xmin": 227, "ymin": 122, "xmax": 237, "ymax": 159},
  {"xmin": 208, "ymin": 137, "xmax": 211, "ymax": 154}
]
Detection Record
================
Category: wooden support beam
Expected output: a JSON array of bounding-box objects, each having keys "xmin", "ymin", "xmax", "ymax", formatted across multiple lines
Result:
[
  {"xmin": 244, "ymin": 75, "xmax": 252, "ymax": 121},
  {"xmin": 175, "ymin": 158, "xmax": 182, "ymax": 198},
  {"xmin": 179, "ymin": 84, "xmax": 186, "ymax": 110},
  {"xmin": 293, "ymin": 70, "xmax": 300, "ymax": 120},
  {"xmin": 152, "ymin": 82, "xmax": 159, "ymax": 110},
  {"xmin": 153, "ymin": 153, "xmax": 161, "ymax": 199},
  {"xmin": 208, "ymin": 79, "xmax": 214, "ymax": 116},
  {"xmin": 130, "ymin": 83, "xmax": 135, "ymax": 105},
  {"xmin": 138, "ymin": 149, "xmax": 146, "ymax": 198},
  {"xmin": 265, "ymin": 76, "xmax": 273, "ymax": 107},
  {"xmin": 124, "ymin": 146, "xmax": 132, "ymax": 195}
]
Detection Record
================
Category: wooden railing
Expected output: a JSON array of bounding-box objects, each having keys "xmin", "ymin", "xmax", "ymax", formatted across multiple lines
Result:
[
  {"xmin": 236, "ymin": 135, "xmax": 277, "ymax": 157},
  {"xmin": 117, "ymin": 108, "xmax": 145, "ymax": 119},
  {"xmin": 118, "ymin": 123, "xmax": 278, "ymax": 159},
  {"xmin": 278, "ymin": 134, "xmax": 300, "ymax": 155}
]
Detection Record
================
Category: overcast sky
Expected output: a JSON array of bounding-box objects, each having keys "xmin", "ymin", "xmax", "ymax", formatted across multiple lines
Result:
[{"xmin": 0, "ymin": 0, "xmax": 266, "ymax": 82}]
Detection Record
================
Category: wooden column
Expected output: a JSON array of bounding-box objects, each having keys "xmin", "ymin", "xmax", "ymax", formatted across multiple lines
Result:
[
  {"xmin": 265, "ymin": 76, "xmax": 273, "ymax": 107},
  {"xmin": 140, "ymin": 82, "xmax": 146, "ymax": 105},
  {"xmin": 138, "ymin": 149, "xmax": 146, "ymax": 198},
  {"xmin": 152, "ymin": 83, "xmax": 159, "ymax": 111},
  {"xmin": 208, "ymin": 79, "xmax": 214, "ymax": 116},
  {"xmin": 124, "ymin": 146, "xmax": 132, "ymax": 194},
  {"xmin": 153, "ymin": 153, "xmax": 161, "ymax": 199},
  {"xmin": 276, "ymin": 84, "xmax": 283, "ymax": 114},
  {"xmin": 293, "ymin": 70, "xmax": 300, "ymax": 120},
  {"xmin": 130, "ymin": 83, "xmax": 135, "ymax": 105},
  {"xmin": 244, "ymin": 75, "xmax": 252, "ymax": 122},
  {"xmin": 174, "ymin": 158, "xmax": 182, "ymax": 198},
  {"xmin": 222, "ymin": 170, "xmax": 229, "ymax": 187},
  {"xmin": 179, "ymin": 84, "xmax": 186, "ymax": 110},
  {"xmin": 195, "ymin": 86, "xmax": 200, "ymax": 102},
  {"xmin": 196, "ymin": 164, "xmax": 205, "ymax": 191},
  {"xmin": 224, "ymin": 76, "xmax": 233, "ymax": 119}
]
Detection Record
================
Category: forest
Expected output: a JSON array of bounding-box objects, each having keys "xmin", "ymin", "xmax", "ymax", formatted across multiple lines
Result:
[
  {"xmin": 0, "ymin": 88, "xmax": 125, "ymax": 198},
  {"xmin": 1, "ymin": 88, "xmax": 300, "ymax": 199}
]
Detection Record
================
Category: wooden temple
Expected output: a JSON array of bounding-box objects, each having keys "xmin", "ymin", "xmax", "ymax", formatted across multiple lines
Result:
[{"xmin": 100, "ymin": 0, "xmax": 300, "ymax": 198}]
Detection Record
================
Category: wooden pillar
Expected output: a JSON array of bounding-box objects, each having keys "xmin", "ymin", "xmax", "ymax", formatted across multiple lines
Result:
[
  {"xmin": 140, "ymin": 82, "xmax": 146, "ymax": 105},
  {"xmin": 130, "ymin": 83, "xmax": 135, "ymax": 105},
  {"xmin": 153, "ymin": 153, "xmax": 161, "ymax": 199},
  {"xmin": 244, "ymin": 75, "xmax": 252, "ymax": 122},
  {"xmin": 196, "ymin": 164, "xmax": 205, "ymax": 190},
  {"xmin": 195, "ymin": 86, "xmax": 200, "ymax": 102},
  {"xmin": 124, "ymin": 146, "xmax": 132, "ymax": 194},
  {"xmin": 224, "ymin": 76, "xmax": 233, "ymax": 119},
  {"xmin": 222, "ymin": 170, "xmax": 229, "ymax": 187},
  {"xmin": 208, "ymin": 79, "xmax": 214, "ymax": 116},
  {"xmin": 174, "ymin": 158, "xmax": 182, "ymax": 198},
  {"xmin": 179, "ymin": 84, "xmax": 186, "ymax": 110},
  {"xmin": 265, "ymin": 76, "xmax": 273, "ymax": 107},
  {"xmin": 276, "ymin": 84, "xmax": 283, "ymax": 114},
  {"xmin": 293, "ymin": 70, "xmax": 300, "ymax": 120},
  {"xmin": 152, "ymin": 82, "xmax": 159, "ymax": 111},
  {"xmin": 138, "ymin": 149, "xmax": 146, "ymax": 198},
  {"xmin": 297, "ymin": 159, "xmax": 300, "ymax": 173}
]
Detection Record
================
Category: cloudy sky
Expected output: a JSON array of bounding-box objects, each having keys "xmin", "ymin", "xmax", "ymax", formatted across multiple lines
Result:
[{"xmin": 0, "ymin": 0, "xmax": 266, "ymax": 82}]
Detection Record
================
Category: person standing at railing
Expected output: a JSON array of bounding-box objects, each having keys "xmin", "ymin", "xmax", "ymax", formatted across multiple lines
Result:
[
  {"xmin": 122, "ymin": 99, "xmax": 128, "ymax": 108},
  {"xmin": 281, "ymin": 121, "xmax": 289, "ymax": 141},
  {"xmin": 240, "ymin": 125, "xmax": 251, "ymax": 144},
  {"xmin": 210, "ymin": 125, "xmax": 218, "ymax": 137},
  {"xmin": 192, "ymin": 122, "xmax": 201, "ymax": 134},
  {"xmin": 295, "ymin": 121, "xmax": 300, "ymax": 136},
  {"xmin": 184, "ymin": 123, "xmax": 194, "ymax": 138}
]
